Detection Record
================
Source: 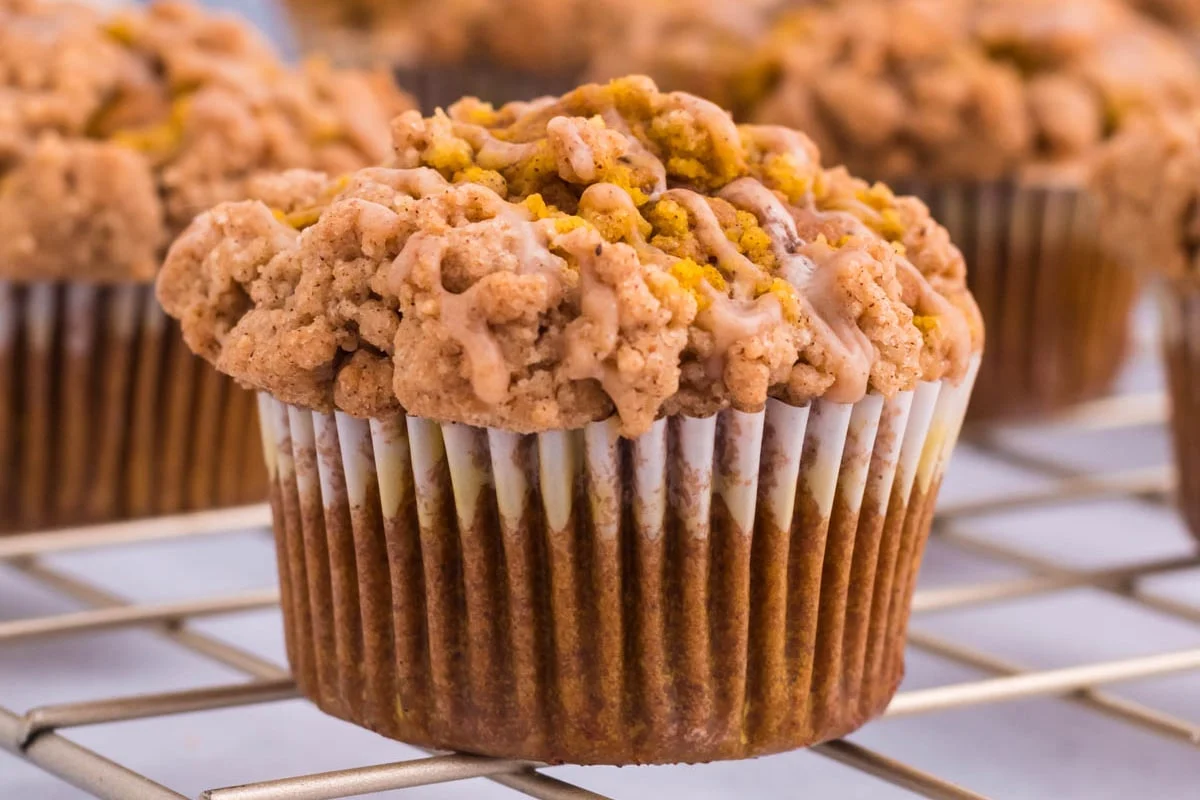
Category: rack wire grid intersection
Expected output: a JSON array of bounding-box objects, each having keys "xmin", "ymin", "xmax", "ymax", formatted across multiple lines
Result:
[{"xmin": 1, "ymin": 391, "xmax": 1198, "ymax": 800}]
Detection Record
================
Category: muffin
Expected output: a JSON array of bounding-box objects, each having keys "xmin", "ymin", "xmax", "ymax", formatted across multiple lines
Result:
[
  {"xmin": 0, "ymin": 0, "xmax": 410, "ymax": 533},
  {"xmin": 1094, "ymin": 112, "xmax": 1200, "ymax": 543},
  {"xmin": 669, "ymin": 0, "xmax": 1200, "ymax": 419},
  {"xmin": 158, "ymin": 76, "xmax": 982, "ymax": 764}
]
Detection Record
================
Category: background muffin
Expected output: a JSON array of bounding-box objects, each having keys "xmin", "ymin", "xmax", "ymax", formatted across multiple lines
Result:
[
  {"xmin": 0, "ymin": 0, "xmax": 411, "ymax": 533},
  {"xmin": 159, "ymin": 76, "xmax": 982, "ymax": 764},
  {"xmin": 711, "ymin": 0, "xmax": 1200, "ymax": 420}
]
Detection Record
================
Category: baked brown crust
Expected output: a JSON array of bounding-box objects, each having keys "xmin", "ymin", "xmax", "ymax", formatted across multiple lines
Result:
[
  {"xmin": 159, "ymin": 77, "xmax": 983, "ymax": 436},
  {"xmin": 0, "ymin": 0, "xmax": 412, "ymax": 283}
]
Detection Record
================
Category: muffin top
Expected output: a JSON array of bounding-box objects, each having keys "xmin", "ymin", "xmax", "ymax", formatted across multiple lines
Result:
[
  {"xmin": 742, "ymin": 0, "xmax": 1200, "ymax": 182},
  {"xmin": 0, "ymin": 0, "xmax": 411, "ymax": 284},
  {"xmin": 1093, "ymin": 111, "xmax": 1200, "ymax": 279},
  {"xmin": 158, "ymin": 77, "xmax": 982, "ymax": 437}
]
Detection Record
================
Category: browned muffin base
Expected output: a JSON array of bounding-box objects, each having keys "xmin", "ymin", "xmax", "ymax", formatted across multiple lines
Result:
[
  {"xmin": 900, "ymin": 180, "xmax": 1137, "ymax": 420},
  {"xmin": 0, "ymin": 282, "xmax": 268, "ymax": 534},
  {"xmin": 268, "ymin": 413, "xmax": 946, "ymax": 764}
]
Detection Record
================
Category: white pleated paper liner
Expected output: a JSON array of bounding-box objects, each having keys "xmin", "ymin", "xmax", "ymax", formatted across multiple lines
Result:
[
  {"xmin": 894, "ymin": 178, "xmax": 1137, "ymax": 421},
  {"xmin": 1158, "ymin": 281, "xmax": 1200, "ymax": 544},
  {"xmin": 260, "ymin": 356, "xmax": 979, "ymax": 765},
  {"xmin": 0, "ymin": 280, "xmax": 269, "ymax": 533}
]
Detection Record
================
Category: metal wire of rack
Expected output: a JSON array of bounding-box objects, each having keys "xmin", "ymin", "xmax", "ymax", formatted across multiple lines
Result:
[{"xmin": 1, "ymin": 392, "xmax": 1198, "ymax": 800}]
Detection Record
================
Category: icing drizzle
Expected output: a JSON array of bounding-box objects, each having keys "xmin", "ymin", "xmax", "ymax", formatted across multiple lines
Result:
[{"xmin": 377, "ymin": 81, "xmax": 976, "ymax": 424}]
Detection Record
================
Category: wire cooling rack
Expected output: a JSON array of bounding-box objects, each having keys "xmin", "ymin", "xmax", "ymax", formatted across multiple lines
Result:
[{"xmin": 1, "ymin": 392, "xmax": 1199, "ymax": 800}]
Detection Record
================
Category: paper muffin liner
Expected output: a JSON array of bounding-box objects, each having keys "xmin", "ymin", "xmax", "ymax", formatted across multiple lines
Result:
[
  {"xmin": 1158, "ymin": 280, "xmax": 1200, "ymax": 544},
  {"xmin": 259, "ymin": 356, "xmax": 979, "ymax": 764},
  {"xmin": 0, "ymin": 280, "xmax": 269, "ymax": 534},
  {"xmin": 894, "ymin": 178, "xmax": 1138, "ymax": 421}
]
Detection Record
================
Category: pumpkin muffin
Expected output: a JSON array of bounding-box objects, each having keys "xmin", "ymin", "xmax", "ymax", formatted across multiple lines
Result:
[
  {"xmin": 159, "ymin": 76, "xmax": 983, "ymax": 764},
  {"xmin": 0, "ymin": 0, "xmax": 411, "ymax": 532}
]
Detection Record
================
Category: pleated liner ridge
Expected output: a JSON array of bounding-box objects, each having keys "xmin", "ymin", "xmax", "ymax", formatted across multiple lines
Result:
[
  {"xmin": 1159, "ymin": 282, "xmax": 1200, "ymax": 544},
  {"xmin": 0, "ymin": 281, "xmax": 269, "ymax": 534},
  {"xmin": 894, "ymin": 179, "xmax": 1137, "ymax": 421},
  {"xmin": 261, "ymin": 357, "xmax": 979, "ymax": 765}
]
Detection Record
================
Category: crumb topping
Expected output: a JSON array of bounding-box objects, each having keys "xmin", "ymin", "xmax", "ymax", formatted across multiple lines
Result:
[
  {"xmin": 735, "ymin": 0, "xmax": 1200, "ymax": 181},
  {"xmin": 0, "ymin": 0, "xmax": 412, "ymax": 283},
  {"xmin": 158, "ymin": 77, "xmax": 982, "ymax": 436}
]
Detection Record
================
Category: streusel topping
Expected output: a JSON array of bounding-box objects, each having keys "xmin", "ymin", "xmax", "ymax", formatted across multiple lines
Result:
[
  {"xmin": 742, "ymin": 0, "xmax": 1200, "ymax": 181},
  {"xmin": 159, "ymin": 77, "xmax": 981, "ymax": 435}
]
